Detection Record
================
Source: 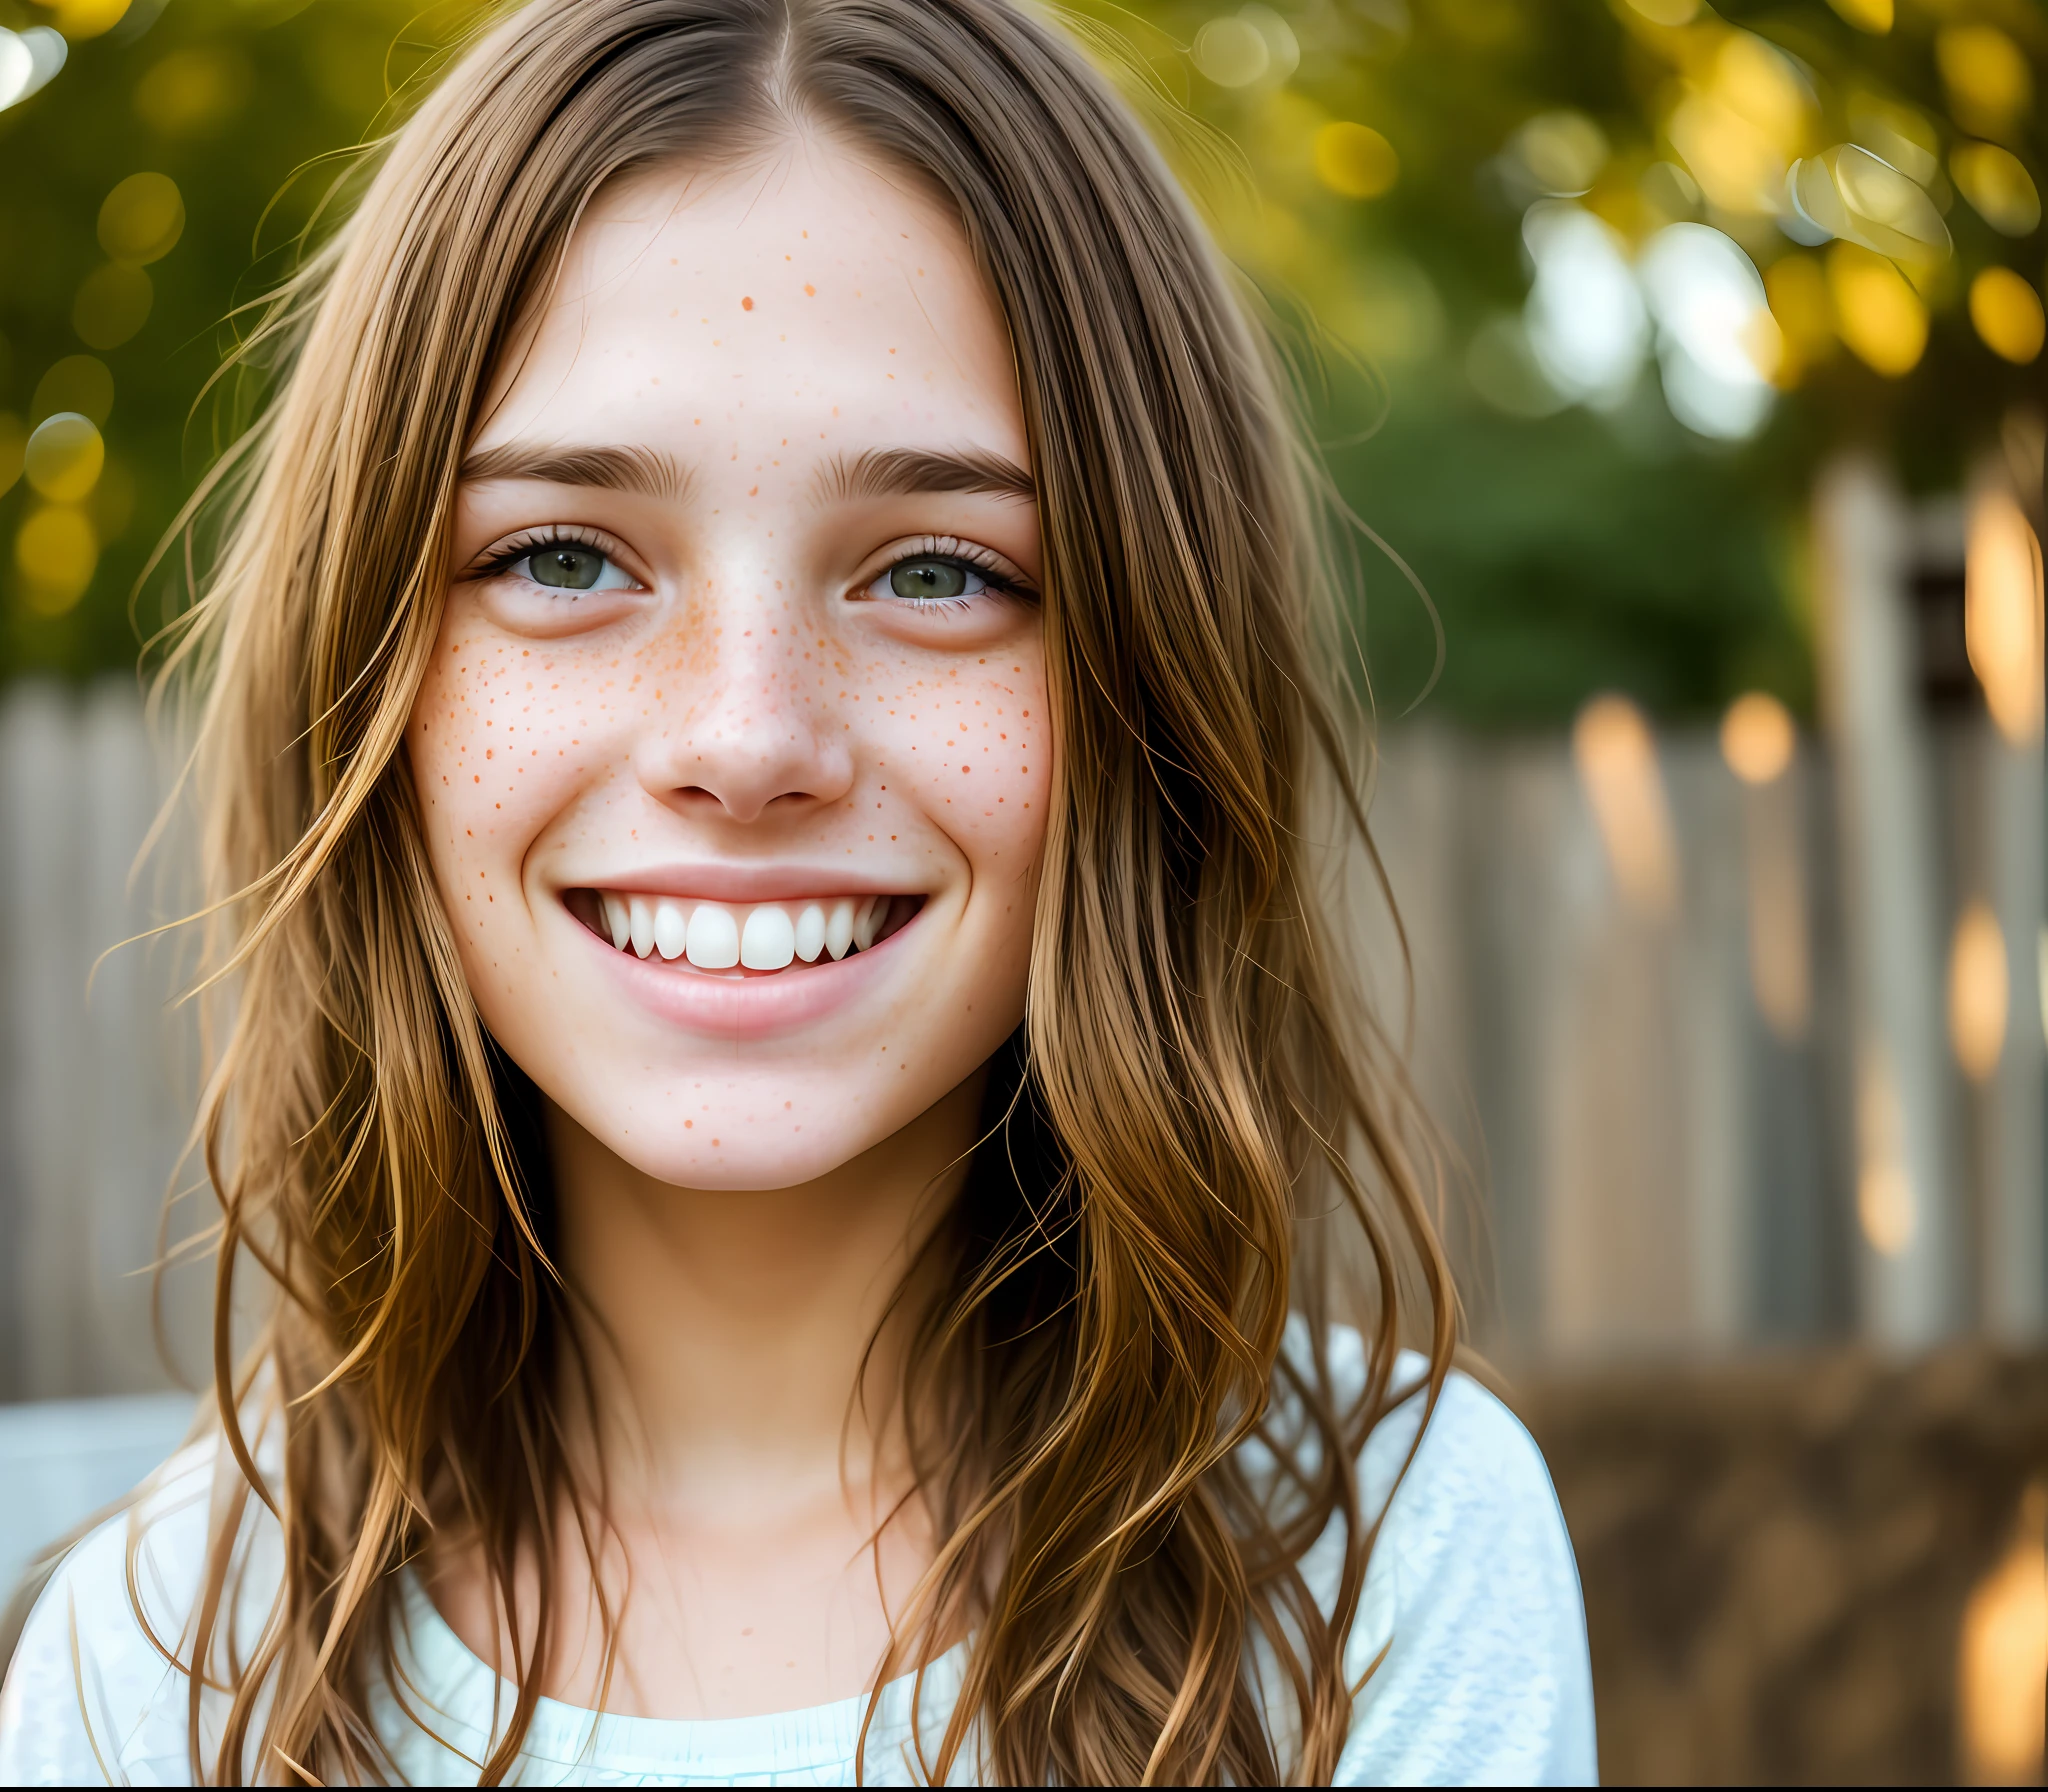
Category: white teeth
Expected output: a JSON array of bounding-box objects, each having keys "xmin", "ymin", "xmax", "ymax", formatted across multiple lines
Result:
[
  {"xmin": 741, "ymin": 905, "xmax": 796, "ymax": 970},
  {"xmin": 853, "ymin": 896, "xmax": 882, "ymax": 953},
  {"xmin": 602, "ymin": 894, "xmax": 631, "ymax": 951},
  {"xmin": 685, "ymin": 902, "xmax": 740, "ymax": 970},
  {"xmin": 600, "ymin": 894, "xmax": 900, "ymax": 969}
]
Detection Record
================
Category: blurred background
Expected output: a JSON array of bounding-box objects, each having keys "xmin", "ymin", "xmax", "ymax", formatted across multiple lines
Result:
[{"xmin": 0, "ymin": 0, "xmax": 2043, "ymax": 1780}]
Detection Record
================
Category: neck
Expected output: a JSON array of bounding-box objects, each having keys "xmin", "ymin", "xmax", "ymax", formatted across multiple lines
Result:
[{"xmin": 545, "ymin": 1073, "xmax": 984, "ymax": 1521}]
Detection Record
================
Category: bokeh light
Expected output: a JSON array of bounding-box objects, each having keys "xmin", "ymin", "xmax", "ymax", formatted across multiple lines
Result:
[
  {"xmin": 14, "ymin": 502, "xmax": 97, "ymax": 616},
  {"xmin": 1951, "ymin": 141, "xmax": 2042, "ymax": 237},
  {"xmin": 1826, "ymin": 0, "xmax": 1893, "ymax": 34},
  {"xmin": 1625, "ymin": 0, "xmax": 1700, "ymax": 25},
  {"xmin": 1968, "ymin": 267, "xmax": 2045, "ymax": 367},
  {"xmin": 1572, "ymin": 693, "xmax": 1678, "ymax": 918},
  {"xmin": 70, "ymin": 263, "xmax": 152, "ymax": 353},
  {"xmin": 1192, "ymin": 8, "xmax": 1296, "ymax": 89},
  {"xmin": 1826, "ymin": 243, "xmax": 1927, "ymax": 377},
  {"xmin": 1667, "ymin": 31, "xmax": 1810, "ymax": 218},
  {"xmin": 1937, "ymin": 24, "xmax": 2033, "ymax": 140},
  {"xmin": 132, "ymin": 46, "xmax": 253, "ymax": 138},
  {"xmin": 1949, "ymin": 900, "xmax": 2009, "ymax": 1084},
  {"xmin": 1845, "ymin": 93, "xmax": 1939, "ymax": 185},
  {"xmin": 1787, "ymin": 144, "xmax": 1950, "ymax": 265},
  {"xmin": 1509, "ymin": 110, "xmax": 1608, "ymax": 198},
  {"xmin": 1637, "ymin": 223, "xmax": 1778, "ymax": 439},
  {"xmin": 1964, "ymin": 484, "xmax": 2046, "ymax": 746},
  {"xmin": 1855, "ymin": 1049, "xmax": 1915, "ymax": 1257},
  {"xmin": 1522, "ymin": 204, "xmax": 1645, "ymax": 409},
  {"xmin": 40, "ymin": 0, "xmax": 132, "ymax": 40},
  {"xmin": 22, "ymin": 413, "xmax": 103, "ymax": 503},
  {"xmin": 1721, "ymin": 691, "xmax": 1796, "ymax": 786},
  {"xmin": 1312, "ymin": 121, "xmax": 1397, "ymax": 199},
  {"xmin": 30, "ymin": 355, "xmax": 113, "ymax": 427},
  {"xmin": 0, "ymin": 26, "xmax": 65, "ymax": 112},
  {"xmin": 1957, "ymin": 1488, "xmax": 2048, "ymax": 1786},
  {"xmin": 1763, "ymin": 254, "xmax": 1835, "ymax": 383},
  {"xmin": 1725, "ymin": 690, "xmax": 1811, "ymax": 1044},
  {"xmin": 96, "ymin": 172, "xmax": 185, "ymax": 266}
]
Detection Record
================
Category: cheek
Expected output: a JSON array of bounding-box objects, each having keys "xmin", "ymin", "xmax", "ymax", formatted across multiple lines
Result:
[
  {"xmin": 860, "ymin": 645, "xmax": 1051, "ymax": 885},
  {"xmin": 408, "ymin": 622, "xmax": 631, "ymax": 873}
]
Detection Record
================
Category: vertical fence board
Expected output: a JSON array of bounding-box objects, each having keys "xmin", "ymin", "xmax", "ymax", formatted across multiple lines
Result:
[{"xmin": 0, "ymin": 686, "xmax": 89, "ymax": 1399}]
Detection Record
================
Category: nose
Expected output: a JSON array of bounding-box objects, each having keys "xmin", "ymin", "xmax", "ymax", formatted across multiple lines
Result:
[{"xmin": 633, "ymin": 588, "xmax": 854, "ymax": 825}]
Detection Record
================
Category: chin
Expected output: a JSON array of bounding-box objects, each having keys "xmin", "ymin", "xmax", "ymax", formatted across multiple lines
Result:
[
  {"xmin": 549, "ymin": 1056, "xmax": 972, "ymax": 1195},
  {"xmin": 602, "ymin": 1124, "xmax": 892, "ymax": 1194}
]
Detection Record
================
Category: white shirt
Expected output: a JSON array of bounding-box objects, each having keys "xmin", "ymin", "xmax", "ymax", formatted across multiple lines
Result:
[{"xmin": 0, "ymin": 1334, "xmax": 1595, "ymax": 1785}]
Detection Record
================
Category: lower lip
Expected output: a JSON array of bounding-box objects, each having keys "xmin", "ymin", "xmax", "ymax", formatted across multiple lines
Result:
[{"xmin": 574, "ymin": 906, "xmax": 916, "ymax": 1039}]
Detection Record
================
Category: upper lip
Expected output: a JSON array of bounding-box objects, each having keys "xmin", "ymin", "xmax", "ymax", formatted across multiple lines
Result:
[{"xmin": 558, "ymin": 864, "xmax": 926, "ymax": 903}]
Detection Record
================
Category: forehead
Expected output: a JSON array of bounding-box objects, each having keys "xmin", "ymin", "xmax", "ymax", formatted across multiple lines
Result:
[{"xmin": 475, "ymin": 142, "xmax": 1025, "ymax": 460}]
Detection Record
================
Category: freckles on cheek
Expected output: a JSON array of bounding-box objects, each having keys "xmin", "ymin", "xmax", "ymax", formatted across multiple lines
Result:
[
  {"xmin": 871, "ymin": 651, "xmax": 1049, "ymax": 871},
  {"xmin": 414, "ymin": 629, "xmax": 625, "ymax": 847}
]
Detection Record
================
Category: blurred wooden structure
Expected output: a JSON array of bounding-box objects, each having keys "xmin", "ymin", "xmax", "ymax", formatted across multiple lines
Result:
[
  {"xmin": 1522, "ymin": 1344, "xmax": 2048, "ymax": 1785},
  {"xmin": 0, "ymin": 679, "xmax": 207, "ymax": 1402}
]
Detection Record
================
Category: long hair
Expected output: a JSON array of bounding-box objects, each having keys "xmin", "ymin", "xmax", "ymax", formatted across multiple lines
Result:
[{"xmin": 157, "ymin": 0, "xmax": 1458, "ymax": 1780}]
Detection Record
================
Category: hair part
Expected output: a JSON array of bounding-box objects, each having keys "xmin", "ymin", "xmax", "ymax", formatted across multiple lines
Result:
[{"xmin": 157, "ymin": 0, "xmax": 1457, "ymax": 1781}]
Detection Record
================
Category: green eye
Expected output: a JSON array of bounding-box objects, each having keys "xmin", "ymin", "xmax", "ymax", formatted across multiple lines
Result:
[
  {"xmin": 529, "ymin": 546, "xmax": 610, "ymax": 590},
  {"xmin": 884, "ymin": 556, "xmax": 985, "ymax": 602}
]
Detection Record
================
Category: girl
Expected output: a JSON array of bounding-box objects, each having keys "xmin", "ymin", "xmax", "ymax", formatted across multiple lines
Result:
[{"xmin": 0, "ymin": 0, "xmax": 1592, "ymax": 1782}]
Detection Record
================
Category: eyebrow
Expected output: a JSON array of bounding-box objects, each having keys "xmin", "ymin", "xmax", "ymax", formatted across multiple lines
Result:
[
  {"xmin": 814, "ymin": 446, "xmax": 1036, "ymax": 505},
  {"xmin": 458, "ymin": 441, "xmax": 690, "ymax": 502},
  {"xmin": 456, "ymin": 440, "xmax": 1036, "ymax": 507}
]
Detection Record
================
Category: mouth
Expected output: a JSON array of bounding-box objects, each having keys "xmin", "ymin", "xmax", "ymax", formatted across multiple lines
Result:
[{"xmin": 564, "ymin": 889, "xmax": 924, "ymax": 977}]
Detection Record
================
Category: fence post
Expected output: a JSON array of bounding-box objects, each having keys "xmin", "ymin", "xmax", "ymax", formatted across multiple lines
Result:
[
  {"xmin": 1813, "ymin": 456, "xmax": 1958, "ymax": 1349},
  {"xmin": 0, "ymin": 684, "xmax": 90, "ymax": 1398}
]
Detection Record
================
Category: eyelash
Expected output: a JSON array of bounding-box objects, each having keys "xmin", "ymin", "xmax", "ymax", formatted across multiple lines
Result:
[
  {"xmin": 874, "ymin": 537, "xmax": 1036, "ymax": 606},
  {"xmin": 466, "ymin": 528, "xmax": 630, "ymax": 583}
]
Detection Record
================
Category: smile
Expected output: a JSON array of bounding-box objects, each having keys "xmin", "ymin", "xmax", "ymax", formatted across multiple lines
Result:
[{"xmin": 568, "ymin": 891, "xmax": 921, "ymax": 976}]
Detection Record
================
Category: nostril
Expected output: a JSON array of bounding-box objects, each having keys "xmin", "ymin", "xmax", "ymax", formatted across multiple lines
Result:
[{"xmin": 670, "ymin": 785, "xmax": 822, "ymax": 815}]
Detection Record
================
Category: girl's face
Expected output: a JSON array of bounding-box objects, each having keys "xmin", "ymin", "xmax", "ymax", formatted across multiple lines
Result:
[{"xmin": 408, "ymin": 145, "xmax": 1049, "ymax": 1189}]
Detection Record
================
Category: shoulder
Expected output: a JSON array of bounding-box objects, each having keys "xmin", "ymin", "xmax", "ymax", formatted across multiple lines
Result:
[
  {"xmin": 0, "ymin": 1426, "xmax": 276, "ymax": 1787},
  {"xmin": 1284, "ymin": 1330, "xmax": 1599, "ymax": 1787}
]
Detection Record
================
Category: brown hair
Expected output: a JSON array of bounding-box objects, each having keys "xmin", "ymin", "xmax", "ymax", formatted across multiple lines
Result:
[{"xmin": 160, "ymin": 0, "xmax": 1457, "ymax": 1780}]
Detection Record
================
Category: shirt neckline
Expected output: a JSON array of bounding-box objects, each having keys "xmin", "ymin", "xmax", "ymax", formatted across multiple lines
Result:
[{"xmin": 386, "ymin": 1568, "xmax": 972, "ymax": 1775}]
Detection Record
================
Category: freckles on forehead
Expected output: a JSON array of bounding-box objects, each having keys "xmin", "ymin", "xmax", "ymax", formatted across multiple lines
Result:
[{"xmin": 482, "ymin": 144, "xmax": 1025, "ymax": 454}]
